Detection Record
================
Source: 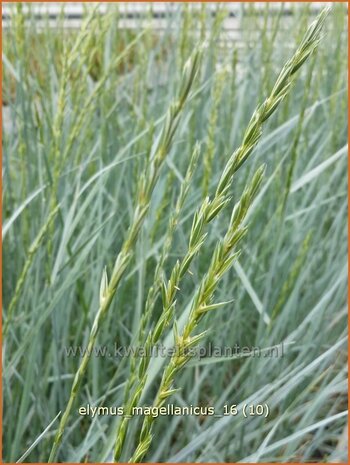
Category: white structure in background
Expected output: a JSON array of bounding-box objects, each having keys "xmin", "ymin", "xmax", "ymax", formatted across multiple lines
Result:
[{"xmin": 2, "ymin": 2, "xmax": 333, "ymax": 33}]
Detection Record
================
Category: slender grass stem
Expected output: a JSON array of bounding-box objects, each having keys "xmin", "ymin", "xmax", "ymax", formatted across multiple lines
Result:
[{"xmin": 4, "ymin": 205, "xmax": 60, "ymax": 339}]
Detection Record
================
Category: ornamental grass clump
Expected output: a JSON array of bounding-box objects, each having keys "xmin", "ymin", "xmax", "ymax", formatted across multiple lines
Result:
[{"xmin": 3, "ymin": 3, "xmax": 347, "ymax": 463}]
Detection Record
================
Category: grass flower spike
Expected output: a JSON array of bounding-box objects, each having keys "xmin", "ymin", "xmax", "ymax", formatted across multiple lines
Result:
[
  {"xmin": 126, "ymin": 7, "xmax": 330, "ymax": 462},
  {"xmin": 48, "ymin": 44, "xmax": 203, "ymax": 462},
  {"xmin": 130, "ymin": 166, "xmax": 265, "ymax": 463}
]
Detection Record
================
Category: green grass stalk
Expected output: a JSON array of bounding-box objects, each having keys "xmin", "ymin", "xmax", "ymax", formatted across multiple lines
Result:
[{"xmin": 4, "ymin": 205, "xmax": 60, "ymax": 338}]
